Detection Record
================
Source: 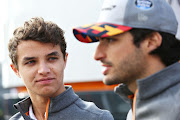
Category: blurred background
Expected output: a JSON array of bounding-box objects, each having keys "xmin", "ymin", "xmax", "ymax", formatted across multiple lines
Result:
[{"xmin": 0, "ymin": 0, "xmax": 179, "ymax": 120}]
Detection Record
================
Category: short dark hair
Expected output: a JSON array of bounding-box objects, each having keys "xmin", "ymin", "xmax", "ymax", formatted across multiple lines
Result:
[
  {"xmin": 8, "ymin": 17, "xmax": 67, "ymax": 69},
  {"xmin": 129, "ymin": 28, "xmax": 180, "ymax": 66}
]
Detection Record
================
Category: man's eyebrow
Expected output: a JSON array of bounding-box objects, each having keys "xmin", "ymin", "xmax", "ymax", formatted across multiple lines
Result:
[
  {"xmin": 22, "ymin": 52, "xmax": 60, "ymax": 62},
  {"xmin": 22, "ymin": 57, "xmax": 36, "ymax": 62},
  {"xmin": 47, "ymin": 51, "xmax": 60, "ymax": 56},
  {"xmin": 99, "ymin": 37, "xmax": 111, "ymax": 41}
]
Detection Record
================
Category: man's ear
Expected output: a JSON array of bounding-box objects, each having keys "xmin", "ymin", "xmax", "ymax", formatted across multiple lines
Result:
[
  {"xmin": 64, "ymin": 52, "xmax": 68, "ymax": 68},
  {"xmin": 141, "ymin": 32, "xmax": 162, "ymax": 54},
  {"xmin": 10, "ymin": 64, "xmax": 21, "ymax": 78}
]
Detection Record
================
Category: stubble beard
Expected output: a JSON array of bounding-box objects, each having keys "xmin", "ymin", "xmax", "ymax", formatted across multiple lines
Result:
[{"xmin": 103, "ymin": 48, "xmax": 147, "ymax": 86}]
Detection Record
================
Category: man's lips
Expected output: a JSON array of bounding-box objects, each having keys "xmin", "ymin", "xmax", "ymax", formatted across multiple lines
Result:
[
  {"xmin": 36, "ymin": 78, "xmax": 55, "ymax": 84},
  {"xmin": 101, "ymin": 64, "xmax": 112, "ymax": 75}
]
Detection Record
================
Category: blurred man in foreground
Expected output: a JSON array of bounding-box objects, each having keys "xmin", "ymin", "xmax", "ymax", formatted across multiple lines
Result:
[{"xmin": 73, "ymin": 0, "xmax": 180, "ymax": 119}]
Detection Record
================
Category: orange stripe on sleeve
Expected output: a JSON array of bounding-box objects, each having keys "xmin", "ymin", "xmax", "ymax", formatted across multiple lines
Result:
[
  {"xmin": 25, "ymin": 111, "xmax": 29, "ymax": 116},
  {"xmin": 132, "ymin": 89, "xmax": 138, "ymax": 120},
  {"xmin": 45, "ymin": 98, "xmax": 50, "ymax": 120},
  {"xmin": 128, "ymin": 94, "xmax": 134, "ymax": 99}
]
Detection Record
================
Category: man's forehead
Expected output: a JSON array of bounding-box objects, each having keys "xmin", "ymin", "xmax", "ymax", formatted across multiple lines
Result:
[
  {"xmin": 17, "ymin": 40, "xmax": 60, "ymax": 50},
  {"xmin": 17, "ymin": 41, "xmax": 61, "ymax": 59}
]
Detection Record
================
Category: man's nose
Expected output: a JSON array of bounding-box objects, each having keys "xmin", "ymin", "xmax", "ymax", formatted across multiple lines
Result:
[
  {"xmin": 38, "ymin": 62, "xmax": 50, "ymax": 75},
  {"xmin": 94, "ymin": 42, "xmax": 106, "ymax": 61}
]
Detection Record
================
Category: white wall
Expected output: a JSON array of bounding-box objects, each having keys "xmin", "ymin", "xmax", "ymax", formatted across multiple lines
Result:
[
  {"xmin": 1, "ymin": 0, "xmax": 180, "ymax": 88},
  {"xmin": 2, "ymin": 0, "xmax": 104, "ymax": 88}
]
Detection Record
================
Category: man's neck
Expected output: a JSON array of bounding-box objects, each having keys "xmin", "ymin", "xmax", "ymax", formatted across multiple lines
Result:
[
  {"xmin": 128, "ymin": 56, "xmax": 166, "ymax": 93},
  {"xmin": 29, "ymin": 94, "xmax": 49, "ymax": 120}
]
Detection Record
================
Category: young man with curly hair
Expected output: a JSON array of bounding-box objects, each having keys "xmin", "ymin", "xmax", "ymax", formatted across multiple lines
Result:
[{"xmin": 8, "ymin": 17, "xmax": 113, "ymax": 120}]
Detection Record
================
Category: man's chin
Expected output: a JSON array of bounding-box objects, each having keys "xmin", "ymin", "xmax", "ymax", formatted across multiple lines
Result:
[
  {"xmin": 103, "ymin": 77, "xmax": 116, "ymax": 85},
  {"xmin": 103, "ymin": 75, "xmax": 123, "ymax": 85}
]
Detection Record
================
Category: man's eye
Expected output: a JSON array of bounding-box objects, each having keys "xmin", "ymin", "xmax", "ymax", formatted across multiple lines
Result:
[
  {"xmin": 25, "ymin": 60, "xmax": 35, "ymax": 65},
  {"xmin": 106, "ymin": 38, "xmax": 115, "ymax": 43},
  {"xmin": 49, "ymin": 57, "xmax": 58, "ymax": 61}
]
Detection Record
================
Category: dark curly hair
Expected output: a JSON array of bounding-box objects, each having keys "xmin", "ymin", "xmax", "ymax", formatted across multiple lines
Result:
[
  {"xmin": 129, "ymin": 28, "xmax": 180, "ymax": 66},
  {"xmin": 8, "ymin": 17, "xmax": 67, "ymax": 69}
]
